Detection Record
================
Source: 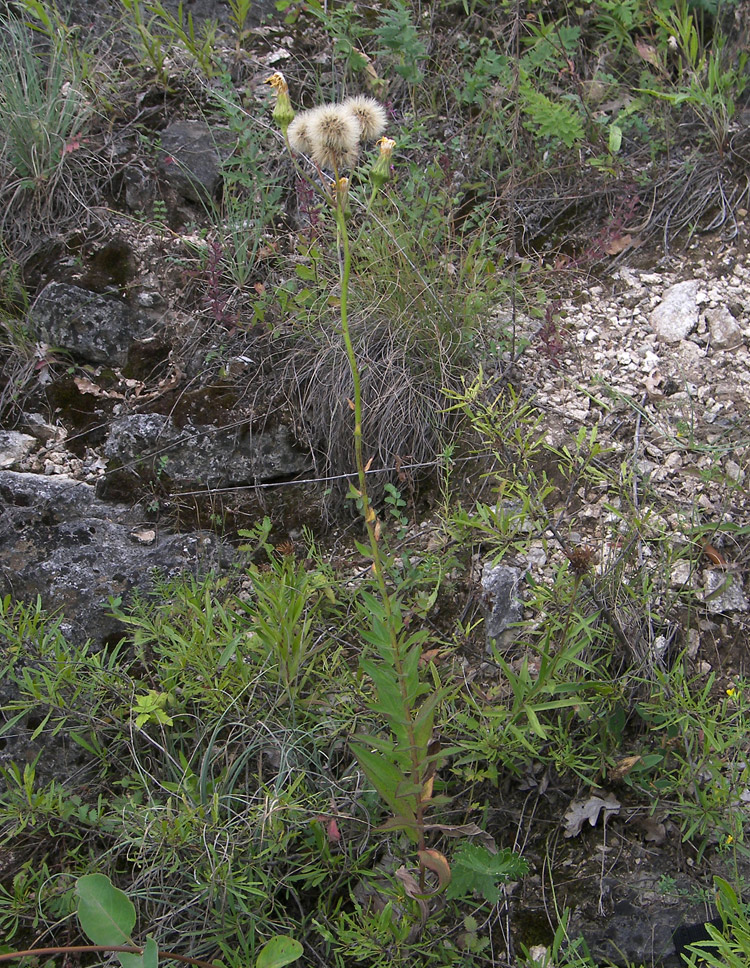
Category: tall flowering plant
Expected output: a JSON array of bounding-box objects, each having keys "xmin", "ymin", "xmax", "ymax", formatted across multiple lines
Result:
[{"xmin": 267, "ymin": 75, "xmax": 449, "ymax": 892}]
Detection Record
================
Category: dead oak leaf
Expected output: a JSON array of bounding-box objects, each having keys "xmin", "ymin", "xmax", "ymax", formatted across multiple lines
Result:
[
  {"xmin": 638, "ymin": 815, "xmax": 667, "ymax": 845},
  {"xmin": 564, "ymin": 791, "xmax": 621, "ymax": 838}
]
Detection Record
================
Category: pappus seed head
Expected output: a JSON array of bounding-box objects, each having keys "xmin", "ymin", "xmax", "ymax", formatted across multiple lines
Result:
[
  {"xmin": 341, "ymin": 95, "xmax": 387, "ymax": 141},
  {"xmin": 307, "ymin": 104, "xmax": 360, "ymax": 171}
]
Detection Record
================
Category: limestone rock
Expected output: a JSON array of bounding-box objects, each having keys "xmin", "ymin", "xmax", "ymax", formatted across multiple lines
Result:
[
  {"xmin": 0, "ymin": 431, "xmax": 37, "ymax": 469},
  {"xmin": 0, "ymin": 469, "xmax": 226, "ymax": 648},
  {"xmin": 158, "ymin": 120, "xmax": 232, "ymax": 204},
  {"xmin": 650, "ymin": 280, "xmax": 700, "ymax": 343},
  {"xmin": 100, "ymin": 412, "xmax": 311, "ymax": 491},
  {"xmin": 703, "ymin": 570, "xmax": 748, "ymax": 613},
  {"xmin": 481, "ymin": 563, "xmax": 525, "ymax": 645},
  {"xmin": 0, "ymin": 468, "xmax": 227, "ymax": 792},
  {"xmin": 30, "ymin": 282, "xmax": 151, "ymax": 366}
]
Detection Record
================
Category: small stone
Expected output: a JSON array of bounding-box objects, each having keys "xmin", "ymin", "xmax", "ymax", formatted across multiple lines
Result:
[
  {"xmin": 725, "ymin": 459, "xmax": 744, "ymax": 482},
  {"xmin": 671, "ymin": 560, "xmax": 694, "ymax": 587},
  {"xmin": 130, "ymin": 529, "xmax": 157, "ymax": 545},
  {"xmin": 706, "ymin": 305, "xmax": 743, "ymax": 349},
  {"xmin": 0, "ymin": 431, "xmax": 37, "ymax": 469},
  {"xmin": 22, "ymin": 413, "xmax": 58, "ymax": 443},
  {"xmin": 481, "ymin": 563, "xmax": 525, "ymax": 646},
  {"xmin": 525, "ymin": 544, "xmax": 548, "ymax": 570},
  {"xmin": 703, "ymin": 571, "xmax": 748, "ymax": 613}
]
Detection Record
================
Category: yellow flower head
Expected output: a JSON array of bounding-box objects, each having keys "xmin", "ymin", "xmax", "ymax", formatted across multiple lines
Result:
[
  {"xmin": 307, "ymin": 104, "xmax": 360, "ymax": 171},
  {"xmin": 370, "ymin": 136, "xmax": 396, "ymax": 191},
  {"xmin": 341, "ymin": 95, "xmax": 387, "ymax": 141},
  {"xmin": 265, "ymin": 71, "xmax": 294, "ymax": 136},
  {"xmin": 265, "ymin": 71, "xmax": 289, "ymax": 94}
]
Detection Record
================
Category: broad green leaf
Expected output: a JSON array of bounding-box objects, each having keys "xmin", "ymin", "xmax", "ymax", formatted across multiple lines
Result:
[
  {"xmin": 76, "ymin": 874, "xmax": 135, "ymax": 946},
  {"xmin": 255, "ymin": 935, "xmax": 303, "ymax": 968}
]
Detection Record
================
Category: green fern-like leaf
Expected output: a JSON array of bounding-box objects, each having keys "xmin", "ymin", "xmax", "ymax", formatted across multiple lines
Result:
[{"xmin": 520, "ymin": 81, "xmax": 585, "ymax": 148}]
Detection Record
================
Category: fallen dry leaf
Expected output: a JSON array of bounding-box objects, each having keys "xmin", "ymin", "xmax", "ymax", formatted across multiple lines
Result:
[
  {"xmin": 608, "ymin": 755, "xmax": 641, "ymax": 781},
  {"xmin": 638, "ymin": 816, "xmax": 667, "ymax": 845},
  {"xmin": 422, "ymin": 823, "xmax": 497, "ymax": 852},
  {"xmin": 604, "ymin": 233, "xmax": 633, "ymax": 256},
  {"xmin": 394, "ymin": 867, "xmax": 429, "ymax": 925},
  {"xmin": 703, "ymin": 542, "xmax": 728, "ymax": 568},
  {"xmin": 418, "ymin": 848, "xmax": 452, "ymax": 893},
  {"xmin": 564, "ymin": 791, "xmax": 621, "ymax": 838},
  {"xmin": 635, "ymin": 39, "xmax": 661, "ymax": 69},
  {"xmin": 74, "ymin": 376, "xmax": 126, "ymax": 399}
]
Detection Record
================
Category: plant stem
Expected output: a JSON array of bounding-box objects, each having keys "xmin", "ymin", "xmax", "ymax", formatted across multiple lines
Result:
[{"xmin": 333, "ymin": 201, "xmax": 428, "ymax": 854}]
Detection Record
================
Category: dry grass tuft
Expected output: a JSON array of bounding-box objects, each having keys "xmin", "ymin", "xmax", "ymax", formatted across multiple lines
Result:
[{"xmin": 281, "ymin": 314, "xmax": 465, "ymax": 504}]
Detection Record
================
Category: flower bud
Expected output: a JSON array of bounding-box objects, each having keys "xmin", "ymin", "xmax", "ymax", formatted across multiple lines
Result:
[
  {"xmin": 334, "ymin": 176, "xmax": 350, "ymax": 214},
  {"xmin": 265, "ymin": 72, "xmax": 295, "ymax": 136},
  {"xmin": 370, "ymin": 136, "xmax": 395, "ymax": 191}
]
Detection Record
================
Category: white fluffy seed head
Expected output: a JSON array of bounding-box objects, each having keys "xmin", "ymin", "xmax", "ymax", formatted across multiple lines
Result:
[
  {"xmin": 307, "ymin": 104, "xmax": 360, "ymax": 170},
  {"xmin": 341, "ymin": 96, "xmax": 387, "ymax": 141},
  {"xmin": 287, "ymin": 113, "xmax": 314, "ymax": 155}
]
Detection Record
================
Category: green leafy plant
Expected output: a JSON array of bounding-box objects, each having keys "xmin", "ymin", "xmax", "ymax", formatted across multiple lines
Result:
[
  {"xmin": 118, "ymin": 0, "xmax": 170, "ymax": 85},
  {"xmin": 132, "ymin": 689, "xmax": 174, "ymax": 729},
  {"xmin": 145, "ymin": 0, "xmax": 219, "ymax": 77},
  {"xmin": 446, "ymin": 844, "xmax": 529, "ymax": 904},
  {"xmin": 375, "ymin": 0, "xmax": 427, "ymax": 89},
  {"xmin": 237, "ymin": 551, "xmax": 329, "ymax": 698},
  {"xmin": 1, "ymin": 874, "xmax": 302, "ymax": 968},
  {"xmin": 0, "ymin": 15, "xmax": 91, "ymax": 187},
  {"xmin": 638, "ymin": 0, "xmax": 747, "ymax": 155},
  {"xmin": 349, "ymin": 590, "xmax": 445, "ymax": 847},
  {"xmin": 265, "ymin": 80, "xmax": 455, "ymax": 884},
  {"xmin": 682, "ymin": 877, "xmax": 750, "ymax": 968}
]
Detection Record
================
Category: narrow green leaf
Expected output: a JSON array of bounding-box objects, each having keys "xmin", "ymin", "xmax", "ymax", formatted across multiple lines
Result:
[
  {"xmin": 351, "ymin": 742, "xmax": 416, "ymax": 820},
  {"xmin": 524, "ymin": 705, "xmax": 547, "ymax": 739}
]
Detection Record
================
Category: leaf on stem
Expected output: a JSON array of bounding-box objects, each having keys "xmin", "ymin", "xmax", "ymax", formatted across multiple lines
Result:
[{"xmin": 418, "ymin": 849, "xmax": 452, "ymax": 894}]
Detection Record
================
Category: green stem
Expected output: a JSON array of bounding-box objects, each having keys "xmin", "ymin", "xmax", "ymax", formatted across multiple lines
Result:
[{"xmin": 333, "ymin": 201, "xmax": 427, "ymax": 854}]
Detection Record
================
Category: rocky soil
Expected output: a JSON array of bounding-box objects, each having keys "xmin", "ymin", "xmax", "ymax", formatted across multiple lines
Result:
[{"xmin": 3, "ymin": 223, "xmax": 749, "ymax": 965}]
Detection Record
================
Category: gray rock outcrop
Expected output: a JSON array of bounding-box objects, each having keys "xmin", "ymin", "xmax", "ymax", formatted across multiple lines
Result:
[
  {"xmin": 31, "ymin": 282, "xmax": 152, "ymax": 366},
  {"xmin": 0, "ymin": 469, "xmax": 226, "ymax": 648},
  {"xmin": 101, "ymin": 413, "xmax": 311, "ymax": 489}
]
